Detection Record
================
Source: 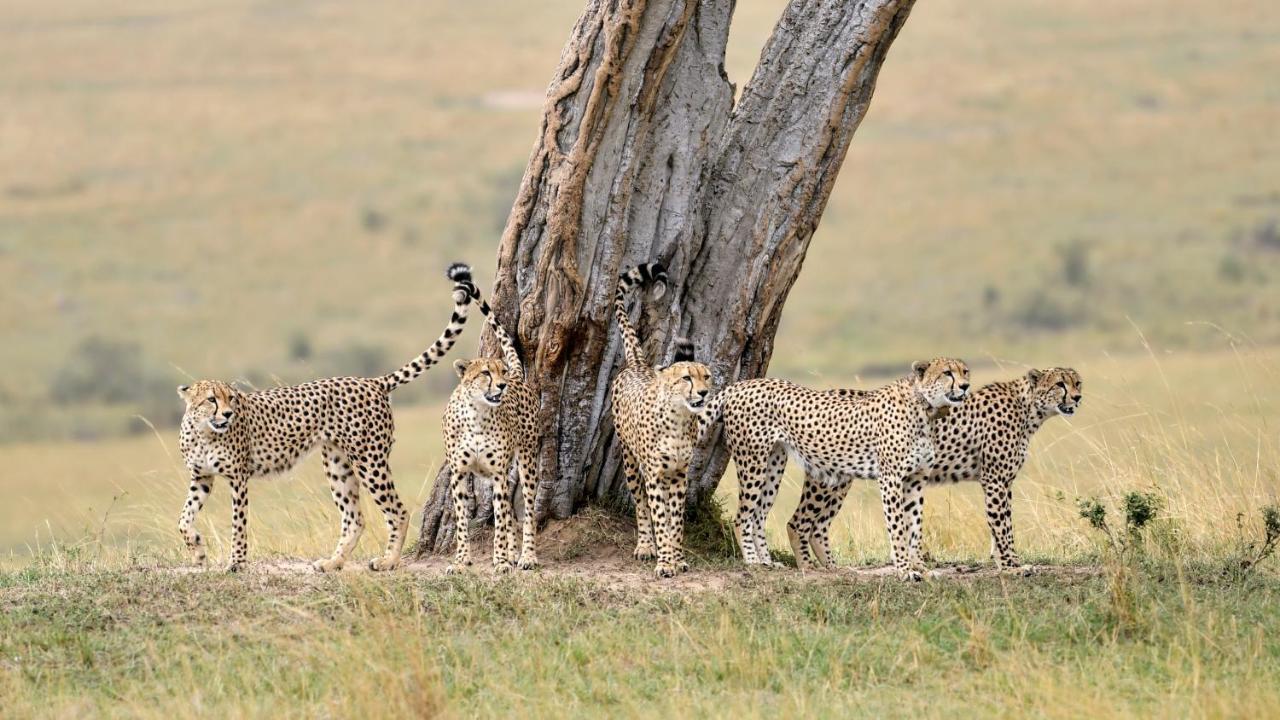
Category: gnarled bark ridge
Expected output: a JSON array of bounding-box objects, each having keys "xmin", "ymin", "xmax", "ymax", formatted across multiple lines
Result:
[{"xmin": 417, "ymin": 0, "xmax": 915, "ymax": 555}]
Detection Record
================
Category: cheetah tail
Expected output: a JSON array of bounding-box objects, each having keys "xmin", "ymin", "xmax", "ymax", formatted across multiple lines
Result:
[
  {"xmin": 615, "ymin": 262, "xmax": 667, "ymax": 368},
  {"xmin": 694, "ymin": 388, "xmax": 726, "ymax": 446},
  {"xmin": 379, "ymin": 263, "xmax": 475, "ymax": 392},
  {"xmin": 467, "ymin": 282, "xmax": 525, "ymax": 382}
]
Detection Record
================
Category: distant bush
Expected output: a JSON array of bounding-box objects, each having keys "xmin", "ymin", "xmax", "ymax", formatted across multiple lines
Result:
[
  {"xmin": 50, "ymin": 337, "xmax": 147, "ymax": 405},
  {"xmin": 288, "ymin": 331, "xmax": 313, "ymax": 362},
  {"xmin": 1056, "ymin": 239, "xmax": 1091, "ymax": 288},
  {"xmin": 1250, "ymin": 217, "xmax": 1279, "ymax": 252},
  {"xmin": 1013, "ymin": 290, "xmax": 1081, "ymax": 331},
  {"xmin": 1218, "ymin": 253, "xmax": 1247, "ymax": 284},
  {"xmin": 318, "ymin": 342, "xmax": 389, "ymax": 379}
]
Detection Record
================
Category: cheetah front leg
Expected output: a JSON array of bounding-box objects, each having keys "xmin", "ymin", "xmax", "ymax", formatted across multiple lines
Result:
[
  {"xmin": 227, "ymin": 477, "xmax": 249, "ymax": 572},
  {"xmin": 877, "ymin": 474, "xmax": 920, "ymax": 581},
  {"xmin": 178, "ymin": 471, "xmax": 212, "ymax": 566},
  {"xmin": 981, "ymin": 474, "xmax": 1023, "ymax": 571},
  {"xmin": 446, "ymin": 470, "xmax": 475, "ymax": 574},
  {"xmin": 903, "ymin": 474, "xmax": 927, "ymax": 574},
  {"xmin": 313, "ymin": 448, "xmax": 363, "ymax": 573},
  {"xmin": 646, "ymin": 465, "xmax": 681, "ymax": 578},
  {"xmin": 490, "ymin": 471, "xmax": 516, "ymax": 573},
  {"xmin": 623, "ymin": 449, "xmax": 657, "ymax": 562},
  {"xmin": 515, "ymin": 455, "xmax": 540, "ymax": 570}
]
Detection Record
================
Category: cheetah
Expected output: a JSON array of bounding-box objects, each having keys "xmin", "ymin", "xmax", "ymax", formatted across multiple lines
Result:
[
  {"xmin": 788, "ymin": 367, "xmax": 1082, "ymax": 572},
  {"xmin": 176, "ymin": 263, "xmax": 476, "ymax": 573},
  {"xmin": 442, "ymin": 284, "xmax": 542, "ymax": 574},
  {"xmin": 698, "ymin": 358, "xmax": 970, "ymax": 580},
  {"xmin": 610, "ymin": 263, "xmax": 713, "ymax": 578}
]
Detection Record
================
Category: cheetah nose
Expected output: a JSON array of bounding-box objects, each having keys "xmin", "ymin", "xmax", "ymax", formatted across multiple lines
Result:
[
  {"xmin": 1071, "ymin": 395, "xmax": 1081, "ymax": 403},
  {"xmin": 697, "ymin": 389, "xmax": 709, "ymax": 397},
  {"xmin": 958, "ymin": 382, "xmax": 970, "ymax": 392},
  {"xmin": 496, "ymin": 382, "xmax": 508, "ymax": 391},
  {"xmin": 221, "ymin": 410, "xmax": 234, "ymax": 419}
]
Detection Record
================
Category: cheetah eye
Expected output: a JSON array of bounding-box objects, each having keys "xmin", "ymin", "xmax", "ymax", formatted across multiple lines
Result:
[
  {"xmin": 207, "ymin": 397, "xmax": 216, "ymax": 404},
  {"xmin": 682, "ymin": 375, "xmax": 691, "ymax": 382},
  {"xmin": 943, "ymin": 370, "xmax": 953, "ymax": 377},
  {"xmin": 481, "ymin": 370, "xmax": 491, "ymax": 377}
]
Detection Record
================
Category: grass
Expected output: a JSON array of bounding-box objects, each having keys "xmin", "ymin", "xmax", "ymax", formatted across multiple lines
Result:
[{"xmin": 2, "ymin": 558, "xmax": 1279, "ymax": 718}]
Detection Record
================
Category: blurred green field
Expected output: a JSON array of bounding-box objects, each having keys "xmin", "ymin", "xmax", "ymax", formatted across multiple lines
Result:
[{"xmin": 1, "ymin": 0, "xmax": 1278, "ymax": 441}]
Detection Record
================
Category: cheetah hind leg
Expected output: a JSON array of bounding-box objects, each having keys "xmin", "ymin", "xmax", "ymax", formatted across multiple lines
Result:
[
  {"xmin": 313, "ymin": 447, "xmax": 364, "ymax": 573},
  {"xmin": 360, "ymin": 456, "xmax": 407, "ymax": 571},
  {"xmin": 623, "ymin": 451, "xmax": 657, "ymax": 562}
]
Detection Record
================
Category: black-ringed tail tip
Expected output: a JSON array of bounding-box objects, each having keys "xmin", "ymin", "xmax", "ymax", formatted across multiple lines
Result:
[
  {"xmin": 673, "ymin": 338, "xmax": 696, "ymax": 362},
  {"xmin": 638, "ymin": 262, "xmax": 667, "ymax": 286},
  {"xmin": 446, "ymin": 262, "xmax": 473, "ymax": 283}
]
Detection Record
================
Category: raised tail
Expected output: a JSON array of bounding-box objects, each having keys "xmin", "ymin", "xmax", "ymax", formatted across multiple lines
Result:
[
  {"xmin": 380, "ymin": 263, "xmax": 476, "ymax": 392},
  {"xmin": 469, "ymin": 282, "xmax": 524, "ymax": 382},
  {"xmin": 615, "ymin": 262, "xmax": 667, "ymax": 368}
]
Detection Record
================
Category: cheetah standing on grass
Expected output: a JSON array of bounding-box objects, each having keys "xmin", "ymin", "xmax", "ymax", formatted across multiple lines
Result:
[
  {"xmin": 698, "ymin": 359, "xmax": 970, "ymax": 580},
  {"xmin": 787, "ymin": 367, "xmax": 1082, "ymax": 572},
  {"xmin": 610, "ymin": 263, "xmax": 713, "ymax": 578},
  {"xmin": 176, "ymin": 264, "xmax": 476, "ymax": 572},
  {"xmin": 443, "ymin": 284, "xmax": 541, "ymax": 574}
]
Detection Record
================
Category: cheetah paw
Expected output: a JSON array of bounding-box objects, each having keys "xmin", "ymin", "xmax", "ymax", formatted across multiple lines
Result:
[
  {"xmin": 367, "ymin": 557, "xmax": 400, "ymax": 572},
  {"xmin": 312, "ymin": 558, "xmax": 344, "ymax": 573},
  {"xmin": 654, "ymin": 563, "xmax": 676, "ymax": 579},
  {"xmin": 445, "ymin": 560, "xmax": 472, "ymax": 575},
  {"xmin": 899, "ymin": 569, "xmax": 924, "ymax": 582},
  {"xmin": 225, "ymin": 561, "xmax": 246, "ymax": 574},
  {"xmin": 634, "ymin": 546, "xmax": 657, "ymax": 561},
  {"xmin": 517, "ymin": 556, "xmax": 540, "ymax": 571},
  {"xmin": 493, "ymin": 562, "xmax": 513, "ymax": 575},
  {"xmin": 676, "ymin": 559, "xmax": 690, "ymax": 573}
]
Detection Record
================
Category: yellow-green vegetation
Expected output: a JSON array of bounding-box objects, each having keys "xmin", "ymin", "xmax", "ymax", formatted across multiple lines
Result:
[
  {"xmin": 1, "ymin": 0, "xmax": 1278, "ymax": 440},
  {"xmin": 2, "ymin": 0, "xmax": 1279, "ymax": 715}
]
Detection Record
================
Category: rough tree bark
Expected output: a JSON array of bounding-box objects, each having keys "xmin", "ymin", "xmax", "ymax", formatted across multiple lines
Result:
[{"xmin": 416, "ymin": 0, "xmax": 915, "ymax": 555}]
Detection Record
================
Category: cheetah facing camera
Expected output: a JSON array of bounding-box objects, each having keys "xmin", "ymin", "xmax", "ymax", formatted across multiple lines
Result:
[
  {"xmin": 610, "ymin": 263, "xmax": 713, "ymax": 578},
  {"xmin": 443, "ymin": 284, "xmax": 541, "ymax": 574},
  {"xmin": 698, "ymin": 358, "xmax": 971, "ymax": 580},
  {"xmin": 789, "ymin": 367, "xmax": 1082, "ymax": 573},
  {"xmin": 176, "ymin": 263, "xmax": 477, "ymax": 573}
]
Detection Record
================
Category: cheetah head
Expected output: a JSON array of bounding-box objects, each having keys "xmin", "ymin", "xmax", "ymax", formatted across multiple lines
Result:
[
  {"xmin": 911, "ymin": 357, "xmax": 971, "ymax": 409},
  {"xmin": 177, "ymin": 380, "xmax": 240, "ymax": 435},
  {"xmin": 453, "ymin": 358, "xmax": 512, "ymax": 407},
  {"xmin": 1027, "ymin": 367, "xmax": 1082, "ymax": 416},
  {"xmin": 658, "ymin": 360, "xmax": 713, "ymax": 413}
]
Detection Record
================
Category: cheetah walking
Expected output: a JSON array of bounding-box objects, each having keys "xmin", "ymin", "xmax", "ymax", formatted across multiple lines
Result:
[
  {"xmin": 788, "ymin": 367, "xmax": 1082, "ymax": 572},
  {"xmin": 610, "ymin": 263, "xmax": 713, "ymax": 578},
  {"xmin": 698, "ymin": 359, "xmax": 970, "ymax": 580},
  {"xmin": 176, "ymin": 264, "xmax": 476, "ymax": 572},
  {"xmin": 443, "ymin": 285, "xmax": 541, "ymax": 574}
]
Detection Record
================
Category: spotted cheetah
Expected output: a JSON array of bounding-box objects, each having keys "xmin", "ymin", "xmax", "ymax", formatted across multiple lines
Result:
[
  {"xmin": 443, "ymin": 285, "xmax": 541, "ymax": 574},
  {"xmin": 788, "ymin": 367, "xmax": 1082, "ymax": 572},
  {"xmin": 176, "ymin": 263, "xmax": 476, "ymax": 573},
  {"xmin": 698, "ymin": 358, "xmax": 970, "ymax": 580},
  {"xmin": 610, "ymin": 263, "xmax": 713, "ymax": 578}
]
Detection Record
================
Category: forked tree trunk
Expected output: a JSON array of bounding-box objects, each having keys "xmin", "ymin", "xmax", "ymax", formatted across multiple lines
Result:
[{"xmin": 416, "ymin": 0, "xmax": 915, "ymax": 555}]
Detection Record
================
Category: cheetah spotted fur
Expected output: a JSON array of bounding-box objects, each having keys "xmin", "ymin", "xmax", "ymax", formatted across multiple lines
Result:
[
  {"xmin": 443, "ymin": 284, "xmax": 541, "ymax": 574},
  {"xmin": 698, "ymin": 358, "xmax": 970, "ymax": 580},
  {"xmin": 610, "ymin": 263, "xmax": 712, "ymax": 578},
  {"xmin": 176, "ymin": 264, "xmax": 476, "ymax": 573},
  {"xmin": 788, "ymin": 367, "xmax": 1082, "ymax": 572}
]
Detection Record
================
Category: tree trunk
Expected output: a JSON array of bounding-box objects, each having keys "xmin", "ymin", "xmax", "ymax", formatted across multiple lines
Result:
[{"xmin": 416, "ymin": 0, "xmax": 915, "ymax": 555}]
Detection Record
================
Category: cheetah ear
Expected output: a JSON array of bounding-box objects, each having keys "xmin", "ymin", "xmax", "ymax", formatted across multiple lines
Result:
[
  {"xmin": 176, "ymin": 384, "xmax": 191, "ymax": 401},
  {"xmin": 1026, "ymin": 368, "xmax": 1045, "ymax": 385},
  {"xmin": 453, "ymin": 359, "xmax": 469, "ymax": 378},
  {"xmin": 911, "ymin": 360, "xmax": 930, "ymax": 379}
]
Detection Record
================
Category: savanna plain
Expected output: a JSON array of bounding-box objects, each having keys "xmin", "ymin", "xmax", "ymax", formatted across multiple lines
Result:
[{"xmin": 2, "ymin": 0, "xmax": 1279, "ymax": 717}]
